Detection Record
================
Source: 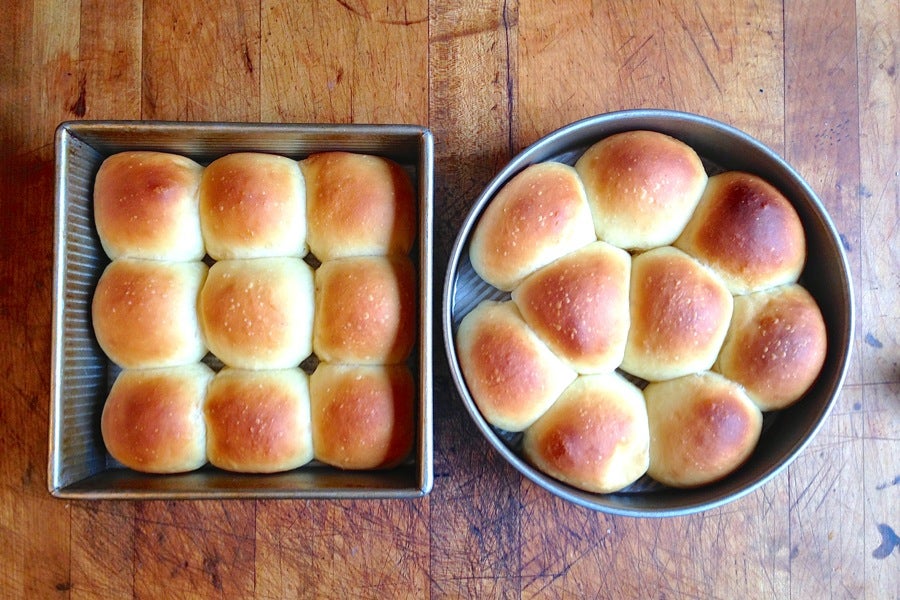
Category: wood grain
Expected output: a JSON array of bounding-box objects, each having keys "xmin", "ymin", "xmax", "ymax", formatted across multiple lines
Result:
[{"xmin": 0, "ymin": 0, "xmax": 897, "ymax": 597}]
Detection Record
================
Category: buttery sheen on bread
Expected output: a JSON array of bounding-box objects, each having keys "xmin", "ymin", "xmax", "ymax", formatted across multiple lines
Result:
[
  {"xmin": 715, "ymin": 284, "xmax": 827, "ymax": 411},
  {"xmin": 456, "ymin": 301, "xmax": 576, "ymax": 432},
  {"xmin": 621, "ymin": 246, "xmax": 733, "ymax": 381},
  {"xmin": 101, "ymin": 363, "xmax": 214, "ymax": 474},
  {"xmin": 93, "ymin": 151, "xmax": 205, "ymax": 261},
  {"xmin": 204, "ymin": 368, "xmax": 314, "ymax": 473},
  {"xmin": 301, "ymin": 151, "xmax": 416, "ymax": 260},
  {"xmin": 512, "ymin": 241, "xmax": 631, "ymax": 374},
  {"xmin": 674, "ymin": 171, "xmax": 806, "ymax": 294},
  {"xmin": 309, "ymin": 364, "xmax": 415, "ymax": 470},
  {"xmin": 200, "ymin": 152, "xmax": 307, "ymax": 260},
  {"xmin": 92, "ymin": 258, "xmax": 209, "ymax": 368},
  {"xmin": 314, "ymin": 255, "xmax": 416, "ymax": 364},
  {"xmin": 575, "ymin": 130, "xmax": 708, "ymax": 250},
  {"xmin": 468, "ymin": 162, "xmax": 596, "ymax": 291},
  {"xmin": 199, "ymin": 258, "xmax": 314, "ymax": 369},
  {"xmin": 644, "ymin": 372, "xmax": 763, "ymax": 488},
  {"xmin": 523, "ymin": 373, "xmax": 650, "ymax": 493}
]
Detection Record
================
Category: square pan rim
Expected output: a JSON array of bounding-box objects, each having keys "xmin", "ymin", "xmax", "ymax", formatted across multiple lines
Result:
[{"xmin": 50, "ymin": 120, "xmax": 434, "ymax": 500}]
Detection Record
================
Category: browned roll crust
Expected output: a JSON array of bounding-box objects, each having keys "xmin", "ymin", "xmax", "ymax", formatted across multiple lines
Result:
[
  {"xmin": 313, "ymin": 255, "xmax": 416, "ymax": 364},
  {"xmin": 199, "ymin": 152, "xmax": 307, "ymax": 260},
  {"xmin": 511, "ymin": 241, "xmax": 631, "ymax": 374},
  {"xmin": 309, "ymin": 364, "xmax": 415, "ymax": 470},
  {"xmin": 455, "ymin": 301, "xmax": 576, "ymax": 432},
  {"xmin": 621, "ymin": 246, "xmax": 733, "ymax": 381},
  {"xmin": 92, "ymin": 258, "xmax": 209, "ymax": 368},
  {"xmin": 574, "ymin": 130, "xmax": 708, "ymax": 250},
  {"xmin": 93, "ymin": 151, "xmax": 205, "ymax": 261},
  {"xmin": 301, "ymin": 151, "xmax": 416, "ymax": 260},
  {"xmin": 715, "ymin": 284, "xmax": 827, "ymax": 411},
  {"xmin": 198, "ymin": 258, "xmax": 314, "ymax": 369},
  {"xmin": 644, "ymin": 372, "xmax": 763, "ymax": 488},
  {"xmin": 523, "ymin": 373, "xmax": 650, "ymax": 493},
  {"xmin": 468, "ymin": 162, "xmax": 597, "ymax": 291},
  {"xmin": 101, "ymin": 364, "xmax": 214, "ymax": 474},
  {"xmin": 674, "ymin": 171, "xmax": 806, "ymax": 294},
  {"xmin": 204, "ymin": 368, "xmax": 314, "ymax": 473}
]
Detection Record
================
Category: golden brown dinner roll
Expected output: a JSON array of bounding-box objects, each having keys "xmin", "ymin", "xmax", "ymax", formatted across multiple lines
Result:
[
  {"xmin": 199, "ymin": 152, "xmax": 307, "ymax": 260},
  {"xmin": 92, "ymin": 258, "xmax": 209, "ymax": 368},
  {"xmin": 574, "ymin": 130, "xmax": 708, "ymax": 250},
  {"xmin": 715, "ymin": 284, "xmax": 827, "ymax": 411},
  {"xmin": 198, "ymin": 258, "xmax": 314, "ymax": 369},
  {"xmin": 674, "ymin": 171, "xmax": 806, "ymax": 294},
  {"xmin": 93, "ymin": 151, "xmax": 205, "ymax": 261},
  {"xmin": 313, "ymin": 255, "xmax": 416, "ymax": 364},
  {"xmin": 620, "ymin": 246, "xmax": 733, "ymax": 382},
  {"xmin": 523, "ymin": 373, "xmax": 650, "ymax": 493},
  {"xmin": 644, "ymin": 372, "xmax": 763, "ymax": 488},
  {"xmin": 301, "ymin": 151, "xmax": 416, "ymax": 260},
  {"xmin": 101, "ymin": 363, "xmax": 214, "ymax": 474},
  {"xmin": 511, "ymin": 241, "xmax": 631, "ymax": 374},
  {"xmin": 204, "ymin": 367, "xmax": 314, "ymax": 473},
  {"xmin": 456, "ymin": 301, "xmax": 576, "ymax": 432},
  {"xmin": 468, "ymin": 161, "xmax": 597, "ymax": 291},
  {"xmin": 309, "ymin": 363, "xmax": 415, "ymax": 470}
]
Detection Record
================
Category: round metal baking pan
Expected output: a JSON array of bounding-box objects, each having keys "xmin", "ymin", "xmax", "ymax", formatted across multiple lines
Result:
[{"xmin": 442, "ymin": 109, "xmax": 854, "ymax": 517}]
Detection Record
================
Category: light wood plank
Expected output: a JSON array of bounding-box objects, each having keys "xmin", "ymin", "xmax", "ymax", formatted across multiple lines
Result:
[
  {"xmin": 260, "ymin": 0, "xmax": 428, "ymax": 124},
  {"xmin": 142, "ymin": 0, "xmax": 261, "ymax": 121}
]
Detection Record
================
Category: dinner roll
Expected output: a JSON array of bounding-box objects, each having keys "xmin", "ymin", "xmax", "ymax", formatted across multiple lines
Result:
[
  {"xmin": 644, "ymin": 372, "xmax": 763, "ymax": 488},
  {"xmin": 199, "ymin": 258, "xmax": 314, "ymax": 369},
  {"xmin": 101, "ymin": 363, "xmax": 214, "ymax": 474},
  {"xmin": 309, "ymin": 364, "xmax": 415, "ymax": 470},
  {"xmin": 92, "ymin": 258, "xmax": 209, "ymax": 368},
  {"xmin": 574, "ymin": 130, "xmax": 708, "ymax": 250},
  {"xmin": 204, "ymin": 368, "xmax": 314, "ymax": 473},
  {"xmin": 314, "ymin": 255, "xmax": 416, "ymax": 364},
  {"xmin": 468, "ymin": 162, "xmax": 597, "ymax": 291},
  {"xmin": 715, "ymin": 284, "xmax": 827, "ymax": 411},
  {"xmin": 93, "ymin": 151, "xmax": 205, "ymax": 261},
  {"xmin": 456, "ymin": 301, "xmax": 576, "ymax": 432},
  {"xmin": 621, "ymin": 246, "xmax": 733, "ymax": 382},
  {"xmin": 199, "ymin": 152, "xmax": 307, "ymax": 260},
  {"xmin": 511, "ymin": 241, "xmax": 631, "ymax": 374},
  {"xmin": 301, "ymin": 151, "xmax": 416, "ymax": 260},
  {"xmin": 674, "ymin": 171, "xmax": 806, "ymax": 294},
  {"xmin": 523, "ymin": 373, "xmax": 650, "ymax": 494}
]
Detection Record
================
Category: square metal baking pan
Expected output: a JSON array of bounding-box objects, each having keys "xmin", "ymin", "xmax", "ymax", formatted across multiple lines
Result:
[{"xmin": 50, "ymin": 121, "xmax": 433, "ymax": 499}]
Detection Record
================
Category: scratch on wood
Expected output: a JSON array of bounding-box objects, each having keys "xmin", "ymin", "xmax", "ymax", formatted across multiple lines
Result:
[
  {"xmin": 243, "ymin": 42, "xmax": 254, "ymax": 74},
  {"xmin": 69, "ymin": 73, "xmax": 87, "ymax": 117},
  {"xmin": 502, "ymin": 0, "xmax": 516, "ymax": 157},
  {"xmin": 333, "ymin": 0, "xmax": 426, "ymax": 26}
]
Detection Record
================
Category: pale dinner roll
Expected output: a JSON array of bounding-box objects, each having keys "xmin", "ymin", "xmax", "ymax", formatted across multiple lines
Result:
[
  {"xmin": 523, "ymin": 373, "xmax": 650, "ymax": 494},
  {"xmin": 715, "ymin": 284, "xmax": 827, "ymax": 411},
  {"xmin": 511, "ymin": 241, "xmax": 631, "ymax": 374},
  {"xmin": 101, "ymin": 363, "xmax": 214, "ymax": 474},
  {"xmin": 93, "ymin": 151, "xmax": 205, "ymax": 261},
  {"xmin": 199, "ymin": 258, "xmax": 314, "ymax": 369},
  {"xmin": 199, "ymin": 152, "xmax": 307, "ymax": 260},
  {"xmin": 674, "ymin": 171, "xmax": 806, "ymax": 294},
  {"xmin": 204, "ymin": 368, "xmax": 314, "ymax": 473},
  {"xmin": 92, "ymin": 258, "xmax": 209, "ymax": 368},
  {"xmin": 574, "ymin": 130, "xmax": 708, "ymax": 250},
  {"xmin": 456, "ymin": 301, "xmax": 576, "ymax": 432},
  {"xmin": 301, "ymin": 151, "xmax": 416, "ymax": 260},
  {"xmin": 644, "ymin": 372, "xmax": 763, "ymax": 488},
  {"xmin": 621, "ymin": 246, "xmax": 733, "ymax": 382},
  {"xmin": 468, "ymin": 161, "xmax": 597, "ymax": 291},
  {"xmin": 309, "ymin": 364, "xmax": 415, "ymax": 470},
  {"xmin": 313, "ymin": 255, "xmax": 416, "ymax": 364}
]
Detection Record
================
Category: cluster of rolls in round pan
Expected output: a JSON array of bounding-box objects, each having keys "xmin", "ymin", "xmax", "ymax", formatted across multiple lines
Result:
[
  {"xmin": 457, "ymin": 130, "xmax": 827, "ymax": 493},
  {"xmin": 92, "ymin": 150, "xmax": 417, "ymax": 474}
]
